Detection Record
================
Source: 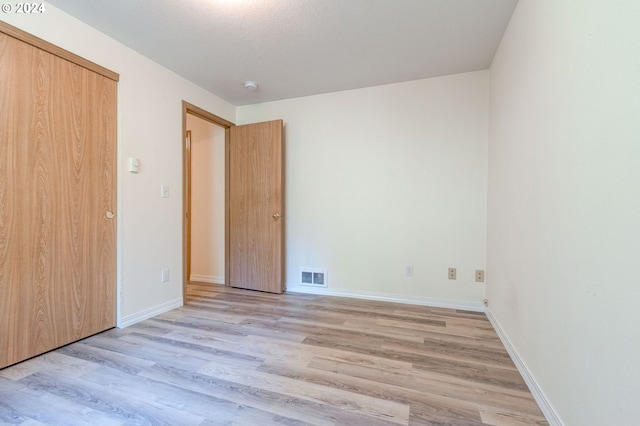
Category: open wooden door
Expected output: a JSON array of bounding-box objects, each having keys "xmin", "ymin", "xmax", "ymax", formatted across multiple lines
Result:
[{"xmin": 228, "ymin": 120, "xmax": 284, "ymax": 294}]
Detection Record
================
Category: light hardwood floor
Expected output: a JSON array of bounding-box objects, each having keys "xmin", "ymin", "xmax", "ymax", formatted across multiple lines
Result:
[{"xmin": 0, "ymin": 283, "xmax": 548, "ymax": 425}]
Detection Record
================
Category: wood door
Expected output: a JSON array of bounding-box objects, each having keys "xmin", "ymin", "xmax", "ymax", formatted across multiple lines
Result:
[
  {"xmin": 229, "ymin": 120, "xmax": 284, "ymax": 293},
  {"xmin": 0, "ymin": 30, "xmax": 117, "ymax": 368}
]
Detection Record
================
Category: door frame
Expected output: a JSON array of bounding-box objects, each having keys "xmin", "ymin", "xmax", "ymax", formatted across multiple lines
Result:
[{"xmin": 181, "ymin": 101, "xmax": 234, "ymax": 301}]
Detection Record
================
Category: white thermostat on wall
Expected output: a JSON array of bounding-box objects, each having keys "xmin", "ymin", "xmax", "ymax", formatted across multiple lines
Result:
[{"xmin": 129, "ymin": 157, "xmax": 140, "ymax": 173}]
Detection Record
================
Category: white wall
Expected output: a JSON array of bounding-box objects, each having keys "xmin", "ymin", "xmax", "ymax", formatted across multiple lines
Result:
[
  {"xmin": 187, "ymin": 114, "xmax": 225, "ymax": 284},
  {"xmin": 1, "ymin": 8, "xmax": 235, "ymax": 324},
  {"xmin": 238, "ymin": 72, "xmax": 489, "ymax": 308},
  {"xmin": 487, "ymin": 0, "xmax": 640, "ymax": 424}
]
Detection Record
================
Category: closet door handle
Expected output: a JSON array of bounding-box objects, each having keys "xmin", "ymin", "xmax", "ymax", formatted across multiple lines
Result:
[{"xmin": 105, "ymin": 211, "xmax": 114, "ymax": 219}]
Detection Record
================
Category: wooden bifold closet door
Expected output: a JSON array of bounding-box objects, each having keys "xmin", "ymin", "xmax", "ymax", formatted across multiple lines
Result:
[{"xmin": 0, "ymin": 24, "xmax": 118, "ymax": 369}]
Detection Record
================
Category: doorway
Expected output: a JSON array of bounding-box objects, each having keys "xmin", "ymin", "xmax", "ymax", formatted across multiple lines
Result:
[
  {"xmin": 182, "ymin": 102, "xmax": 285, "ymax": 298},
  {"xmin": 187, "ymin": 115, "xmax": 225, "ymax": 284},
  {"xmin": 182, "ymin": 102, "xmax": 233, "ymax": 301}
]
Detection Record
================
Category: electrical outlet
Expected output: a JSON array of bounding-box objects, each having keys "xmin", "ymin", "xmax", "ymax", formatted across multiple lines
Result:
[
  {"xmin": 161, "ymin": 268, "xmax": 170, "ymax": 282},
  {"xmin": 405, "ymin": 265, "xmax": 413, "ymax": 277},
  {"xmin": 475, "ymin": 269, "xmax": 485, "ymax": 283},
  {"xmin": 448, "ymin": 267, "xmax": 456, "ymax": 280},
  {"xmin": 483, "ymin": 299, "xmax": 488, "ymax": 307}
]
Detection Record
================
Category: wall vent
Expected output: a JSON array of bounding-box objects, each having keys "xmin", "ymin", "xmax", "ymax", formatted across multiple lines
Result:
[{"xmin": 300, "ymin": 268, "xmax": 327, "ymax": 287}]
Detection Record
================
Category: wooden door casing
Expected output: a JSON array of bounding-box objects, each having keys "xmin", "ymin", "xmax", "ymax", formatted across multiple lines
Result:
[
  {"xmin": 229, "ymin": 120, "xmax": 284, "ymax": 294},
  {"xmin": 0, "ymin": 30, "xmax": 117, "ymax": 368}
]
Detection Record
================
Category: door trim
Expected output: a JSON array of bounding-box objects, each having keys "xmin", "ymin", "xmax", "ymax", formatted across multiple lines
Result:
[{"xmin": 181, "ymin": 101, "xmax": 234, "ymax": 302}]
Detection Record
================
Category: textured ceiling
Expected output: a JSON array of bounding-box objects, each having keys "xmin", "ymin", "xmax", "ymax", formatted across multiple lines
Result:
[{"xmin": 47, "ymin": 0, "xmax": 518, "ymax": 106}]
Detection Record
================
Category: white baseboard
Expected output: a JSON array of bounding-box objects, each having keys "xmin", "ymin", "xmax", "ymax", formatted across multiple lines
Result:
[
  {"xmin": 189, "ymin": 274, "xmax": 225, "ymax": 285},
  {"xmin": 117, "ymin": 297, "xmax": 183, "ymax": 329},
  {"xmin": 485, "ymin": 308, "xmax": 563, "ymax": 426},
  {"xmin": 285, "ymin": 284, "xmax": 485, "ymax": 312}
]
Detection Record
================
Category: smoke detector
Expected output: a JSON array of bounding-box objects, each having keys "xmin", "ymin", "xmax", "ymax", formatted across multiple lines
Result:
[{"xmin": 243, "ymin": 80, "xmax": 258, "ymax": 91}]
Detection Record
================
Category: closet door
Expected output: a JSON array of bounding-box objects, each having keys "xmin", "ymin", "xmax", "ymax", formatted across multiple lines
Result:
[{"xmin": 0, "ymin": 27, "xmax": 117, "ymax": 368}]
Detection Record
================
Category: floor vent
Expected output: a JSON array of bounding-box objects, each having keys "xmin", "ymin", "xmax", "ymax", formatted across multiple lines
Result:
[{"xmin": 300, "ymin": 268, "xmax": 327, "ymax": 287}]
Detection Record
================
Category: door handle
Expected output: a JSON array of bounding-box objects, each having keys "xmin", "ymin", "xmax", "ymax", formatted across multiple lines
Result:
[
  {"xmin": 272, "ymin": 212, "xmax": 281, "ymax": 220},
  {"xmin": 105, "ymin": 211, "xmax": 114, "ymax": 219}
]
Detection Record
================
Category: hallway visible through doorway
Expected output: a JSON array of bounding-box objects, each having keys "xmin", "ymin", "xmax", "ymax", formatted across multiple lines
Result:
[{"xmin": 186, "ymin": 113, "xmax": 225, "ymax": 285}]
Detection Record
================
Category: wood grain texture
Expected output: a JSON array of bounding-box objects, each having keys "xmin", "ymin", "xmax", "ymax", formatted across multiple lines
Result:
[
  {"xmin": 0, "ymin": 283, "xmax": 548, "ymax": 425},
  {"xmin": 0, "ymin": 21, "xmax": 119, "ymax": 82},
  {"xmin": 229, "ymin": 120, "xmax": 284, "ymax": 294},
  {"xmin": 0, "ymin": 31, "xmax": 117, "ymax": 368}
]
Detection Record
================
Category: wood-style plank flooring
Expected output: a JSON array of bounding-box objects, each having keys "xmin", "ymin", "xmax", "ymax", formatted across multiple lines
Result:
[{"xmin": 0, "ymin": 283, "xmax": 548, "ymax": 425}]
